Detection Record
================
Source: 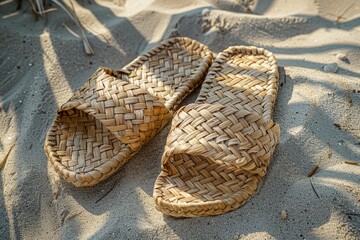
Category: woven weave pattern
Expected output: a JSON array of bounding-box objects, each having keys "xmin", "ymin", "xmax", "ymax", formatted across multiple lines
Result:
[
  {"xmin": 154, "ymin": 46, "xmax": 280, "ymax": 217},
  {"xmin": 45, "ymin": 38, "xmax": 213, "ymax": 187},
  {"xmin": 163, "ymin": 103, "xmax": 279, "ymax": 175}
]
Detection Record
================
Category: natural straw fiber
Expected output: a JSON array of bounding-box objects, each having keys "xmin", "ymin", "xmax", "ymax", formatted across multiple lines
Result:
[
  {"xmin": 44, "ymin": 38, "xmax": 213, "ymax": 187},
  {"xmin": 153, "ymin": 46, "xmax": 280, "ymax": 217}
]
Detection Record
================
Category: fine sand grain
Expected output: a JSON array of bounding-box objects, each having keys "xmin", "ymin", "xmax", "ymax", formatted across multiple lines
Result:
[{"xmin": 1, "ymin": 0, "xmax": 359, "ymax": 239}]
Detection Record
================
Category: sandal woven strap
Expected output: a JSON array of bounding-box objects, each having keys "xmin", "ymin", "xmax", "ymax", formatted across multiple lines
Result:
[
  {"xmin": 59, "ymin": 67, "xmax": 172, "ymax": 151},
  {"xmin": 45, "ymin": 37, "xmax": 214, "ymax": 187},
  {"xmin": 162, "ymin": 103, "xmax": 280, "ymax": 176}
]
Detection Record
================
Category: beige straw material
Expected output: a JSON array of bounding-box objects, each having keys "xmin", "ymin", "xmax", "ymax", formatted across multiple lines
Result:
[
  {"xmin": 153, "ymin": 46, "xmax": 280, "ymax": 217},
  {"xmin": 44, "ymin": 37, "xmax": 214, "ymax": 187}
]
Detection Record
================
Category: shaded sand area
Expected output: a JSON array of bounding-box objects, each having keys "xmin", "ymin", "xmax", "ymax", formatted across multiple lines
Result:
[{"xmin": 1, "ymin": 0, "xmax": 359, "ymax": 239}]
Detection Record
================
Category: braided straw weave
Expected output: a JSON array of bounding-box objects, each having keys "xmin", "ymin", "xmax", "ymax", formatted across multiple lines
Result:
[
  {"xmin": 44, "ymin": 38, "xmax": 213, "ymax": 187},
  {"xmin": 153, "ymin": 46, "xmax": 280, "ymax": 217}
]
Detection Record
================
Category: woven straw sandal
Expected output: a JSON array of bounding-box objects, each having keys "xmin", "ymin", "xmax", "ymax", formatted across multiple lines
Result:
[
  {"xmin": 153, "ymin": 46, "xmax": 280, "ymax": 217},
  {"xmin": 44, "ymin": 38, "xmax": 213, "ymax": 187}
]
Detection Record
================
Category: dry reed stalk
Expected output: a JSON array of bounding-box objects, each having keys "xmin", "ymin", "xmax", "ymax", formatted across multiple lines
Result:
[{"xmin": 0, "ymin": 144, "xmax": 15, "ymax": 170}]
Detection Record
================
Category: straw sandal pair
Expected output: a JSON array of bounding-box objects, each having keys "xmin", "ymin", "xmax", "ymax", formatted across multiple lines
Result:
[{"xmin": 44, "ymin": 37, "xmax": 280, "ymax": 217}]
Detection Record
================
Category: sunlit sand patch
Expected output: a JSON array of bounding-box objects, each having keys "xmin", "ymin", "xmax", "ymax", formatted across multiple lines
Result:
[
  {"xmin": 287, "ymin": 125, "xmax": 305, "ymax": 136},
  {"xmin": 69, "ymin": 0, "xmax": 127, "ymax": 55},
  {"xmin": 135, "ymin": 187, "xmax": 165, "ymax": 229},
  {"xmin": 40, "ymin": 31, "xmax": 73, "ymax": 107}
]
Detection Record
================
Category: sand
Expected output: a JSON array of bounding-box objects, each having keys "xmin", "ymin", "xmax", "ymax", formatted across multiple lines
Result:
[{"xmin": 1, "ymin": 0, "xmax": 359, "ymax": 239}]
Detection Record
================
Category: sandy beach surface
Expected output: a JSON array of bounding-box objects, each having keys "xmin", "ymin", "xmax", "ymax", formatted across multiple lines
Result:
[{"xmin": 1, "ymin": 0, "xmax": 360, "ymax": 239}]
